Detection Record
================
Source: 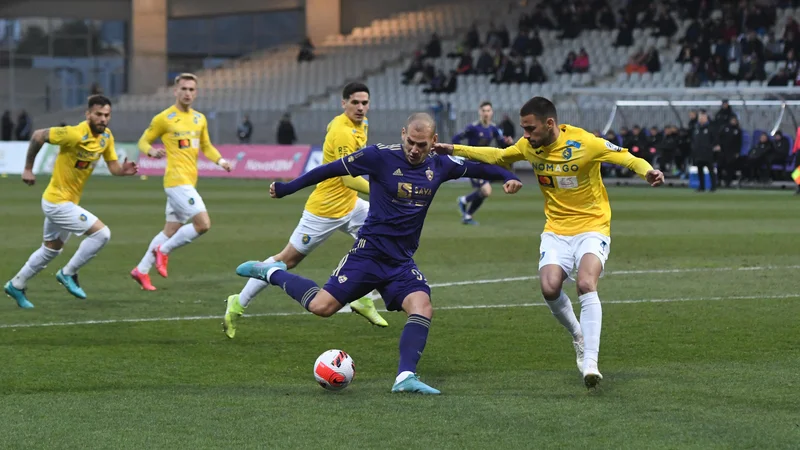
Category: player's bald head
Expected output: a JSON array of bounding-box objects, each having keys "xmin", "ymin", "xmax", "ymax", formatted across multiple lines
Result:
[{"xmin": 405, "ymin": 113, "xmax": 437, "ymax": 136}]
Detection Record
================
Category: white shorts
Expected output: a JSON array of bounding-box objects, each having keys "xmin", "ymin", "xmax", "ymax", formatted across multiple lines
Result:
[
  {"xmin": 538, "ymin": 232, "xmax": 611, "ymax": 280},
  {"xmin": 165, "ymin": 185, "xmax": 207, "ymax": 223},
  {"xmin": 289, "ymin": 198, "xmax": 369, "ymax": 255},
  {"xmin": 41, "ymin": 199, "xmax": 98, "ymax": 243}
]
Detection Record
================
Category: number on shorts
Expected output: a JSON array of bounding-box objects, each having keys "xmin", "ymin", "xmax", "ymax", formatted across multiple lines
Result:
[{"xmin": 411, "ymin": 269, "xmax": 426, "ymax": 282}]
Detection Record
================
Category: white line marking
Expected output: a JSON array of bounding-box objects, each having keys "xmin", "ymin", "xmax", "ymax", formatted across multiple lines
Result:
[
  {"xmin": 1, "ymin": 293, "xmax": 797, "ymax": 330},
  {"xmin": 427, "ymin": 264, "xmax": 800, "ymax": 288},
  {"xmin": 2, "ymin": 264, "xmax": 797, "ymax": 330}
]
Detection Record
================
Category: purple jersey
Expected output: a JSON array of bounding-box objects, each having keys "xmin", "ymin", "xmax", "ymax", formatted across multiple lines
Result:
[
  {"xmin": 274, "ymin": 144, "xmax": 519, "ymax": 263},
  {"xmin": 452, "ymin": 121, "xmax": 505, "ymax": 146}
]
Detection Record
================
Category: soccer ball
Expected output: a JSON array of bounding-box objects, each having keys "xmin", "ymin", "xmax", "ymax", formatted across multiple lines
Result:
[{"xmin": 313, "ymin": 349, "xmax": 355, "ymax": 391}]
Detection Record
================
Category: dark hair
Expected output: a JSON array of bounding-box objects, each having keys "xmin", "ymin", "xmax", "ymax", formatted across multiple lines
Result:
[
  {"xmin": 479, "ymin": 101, "xmax": 493, "ymax": 109},
  {"xmin": 519, "ymin": 96, "xmax": 557, "ymax": 122},
  {"xmin": 87, "ymin": 94, "xmax": 111, "ymax": 109},
  {"xmin": 342, "ymin": 82, "xmax": 370, "ymax": 99}
]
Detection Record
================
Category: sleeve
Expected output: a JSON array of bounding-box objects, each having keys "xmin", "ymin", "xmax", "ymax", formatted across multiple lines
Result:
[
  {"xmin": 47, "ymin": 126, "xmax": 80, "ymax": 147},
  {"xmin": 451, "ymin": 124, "xmax": 472, "ymax": 144},
  {"xmin": 199, "ymin": 118, "xmax": 223, "ymax": 163},
  {"xmin": 137, "ymin": 115, "xmax": 166, "ymax": 154},
  {"xmin": 493, "ymin": 125, "xmax": 505, "ymax": 143},
  {"xmin": 341, "ymin": 175, "xmax": 370, "ymax": 194},
  {"xmin": 444, "ymin": 156, "xmax": 520, "ymax": 182},
  {"xmin": 589, "ymin": 135, "xmax": 653, "ymax": 179},
  {"xmin": 453, "ymin": 138, "xmax": 527, "ymax": 165},
  {"xmin": 274, "ymin": 158, "xmax": 351, "ymax": 198},
  {"xmin": 341, "ymin": 146, "xmax": 381, "ymax": 178},
  {"xmin": 103, "ymin": 133, "xmax": 118, "ymax": 162}
]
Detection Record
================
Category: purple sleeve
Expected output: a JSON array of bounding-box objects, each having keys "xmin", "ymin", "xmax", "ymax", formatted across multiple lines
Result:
[
  {"xmin": 462, "ymin": 162, "xmax": 519, "ymax": 182},
  {"xmin": 273, "ymin": 160, "xmax": 349, "ymax": 198},
  {"xmin": 452, "ymin": 124, "xmax": 472, "ymax": 144}
]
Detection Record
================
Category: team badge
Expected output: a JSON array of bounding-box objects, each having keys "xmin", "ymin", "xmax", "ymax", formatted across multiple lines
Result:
[
  {"xmin": 337, "ymin": 275, "xmax": 348, "ymax": 284},
  {"xmin": 347, "ymin": 156, "xmax": 354, "ymax": 162},
  {"xmin": 302, "ymin": 234, "xmax": 311, "ymax": 244},
  {"xmin": 79, "ymin": 214, "xmax": 87, "ymax": 222},
  {"xmin": 99, "ymin": 138, "xmax": 106, "ymax": 148},
  {"xmin": 562, "ymin": 147, "xmax": 572, "ymax": 160},
  {"xmin": 425, "ymin": 168, "xmax": 434, "ymax": 181},
  {"xmin": 188, "ymin": 198, "xmax": 195, "ymax": 205},
  {"xmin": 193, "ymin": 117, "xmax": 199, "ymax": 124}
]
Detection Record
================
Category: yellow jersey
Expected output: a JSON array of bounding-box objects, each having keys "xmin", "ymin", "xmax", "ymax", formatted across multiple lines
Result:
[
  {"xmin": 454, "ymin": 124, "xmax": 653, "ymax": 236},
  {"xmin": 138, "ymin": 105, "xmax": 222, "ymax": 188},
  {"xmin": 304, "ymin": 113, "xmax": 369, "ymax": 218},
  {"xmin": 42, "ymin": 121, "xmax": 117, "ymax": 205}
]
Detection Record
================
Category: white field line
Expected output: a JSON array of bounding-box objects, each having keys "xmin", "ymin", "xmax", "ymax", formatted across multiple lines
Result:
[{"xmin": 1, "ymin": 264, "xmax": 798, "ymax": 330}]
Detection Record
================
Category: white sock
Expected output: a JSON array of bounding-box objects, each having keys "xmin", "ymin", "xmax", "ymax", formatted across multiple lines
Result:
[
  {"xmin": 239, "ymin": 256, "xmax": 275, "ymax": 307},
  {"xmin": 579, "ymin": 292, "xmax": 602, "ymax": 365},
  {"xmin": 545, "ymin": 291, "xmax": 583, "ymax": 341},
  {"xmin": 159, "ymin": 223, "xmax": 200, "ymax": 254},
  {"xmin": 62, "ymin": 227, "xmax": 111, "ymax": 276},
  {"xmin": 136, "ymin": 232, "xmax": 169, "ymax": 274},
  {"xmin": 11, "ymin": 245, "xmax": 62, "ymax": 289},
  {"xmin": 395, "ymin": 370, "xmax": 414, "ymax": 384}
]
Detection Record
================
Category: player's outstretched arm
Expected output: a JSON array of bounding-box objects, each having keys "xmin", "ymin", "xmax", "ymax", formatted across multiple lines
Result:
[
  {"xmin": 341, "ymin": 175, "xmax": 370, "ymax": 194},
  {"xmin": 433, "ymin": 142, "xmax": 525, "ymax": 166},
  {"xmin": 463, "ymin": 162, "xmax": 523, "ymax": 194},
  {"xmin": 271, "ymin": 160, "xmax": 350, "ymax": 198},
  {"xmin": 199, "ymin": 123, "xmax": 231, "ymax": 172},
  {"xmin": 592, "ymin": 137, "xmax": 664, "ymax": 187}
]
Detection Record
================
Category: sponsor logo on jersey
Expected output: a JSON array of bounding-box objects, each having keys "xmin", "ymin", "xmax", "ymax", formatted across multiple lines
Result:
[
  {"xmin": 556, "ymin": 176, "xmax": 579, "ymax": 189},
  {"xmin": 538, "ymin": 175, "xmax": 554, "ymax": 187},
  {"xmin": 74, "ymin": 160, "xmax": 91, "ymax": 169},
  {"xmin": 605, "ymin": 140, "xmax": 622, "ymax": 151},
  {"xmin": 179, "ymin": 139, "xmax": 190, "ymax": 149}
]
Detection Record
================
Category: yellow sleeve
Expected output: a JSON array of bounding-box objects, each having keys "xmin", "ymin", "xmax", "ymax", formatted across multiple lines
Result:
[
  {"xmin": 199, "ymin": 119, "xmax": 222, "ymax": 163},
  {"xmin": 453, "ymin": 140, "xmax": 526, "ymax": 165},
  {"xmin": 590, "ymin": 136, "xmax": 653, "ymax": 179},
  {"xmin": 341, "ymin": 175, "xmax": 370, "ymax": 194},
  {"xmin": 103, "ymin": 133, "xmax": 118, "ymax": 162},
  {"xmin": 138, "ymin": 115, "xmax": 166, "ymax": 154},
  {"xmin": 48, "ymin": 126, "xmax": 80, "ymax": 147},
  {"xmin": 330, "ymin": 129, "xmax": 369, "ymax": 193}
]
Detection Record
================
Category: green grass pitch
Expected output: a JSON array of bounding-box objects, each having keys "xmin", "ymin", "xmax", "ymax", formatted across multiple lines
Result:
[{"xmin": 1, "ymin": 176, "xmax": 799, "ymax": 449}]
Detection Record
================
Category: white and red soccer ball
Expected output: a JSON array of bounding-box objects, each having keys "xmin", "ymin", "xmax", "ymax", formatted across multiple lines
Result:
[{"xmin": 313, "ymin": 349, "xmax": 355, "ymax": 391}]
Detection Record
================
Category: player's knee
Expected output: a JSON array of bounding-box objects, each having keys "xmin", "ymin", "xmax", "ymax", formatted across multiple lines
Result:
[
  {"xmin": 94, "ymin": 226, "xmax": 111, "ymax": 244},
  {"xmin": 576, "ymin": 278, "xmax": 597, "ymax": 296},
  {"xmin": 309, "ymin": 299, "xmax": 339, "ymax": 317},
  {"xmin": 44, "ymin": 239, "xmax": 64, "ymax": 251},
  {"xmin": 481, "ymin": 184, "xmax": 492, "ymax": 197},
  {"xmin": 402, "ymin": 294, "xmax": 433, "ymax": 318},
  {"xmin": 194, "ymin": 221, "xmax": 211, "ymax": 234}
]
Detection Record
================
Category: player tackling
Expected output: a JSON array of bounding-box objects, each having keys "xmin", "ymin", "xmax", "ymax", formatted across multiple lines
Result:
[
  {"xmin": 235, "ymin": 113, "xmax": 522, "ymax": 394},
  {"xmin": 4, "ymin": 95, "xmax": 138, "ymax": 308},
  {"xmin": 434, "ymin": 97, "xmax": 664, "ymax": 388},
  {"xmin": 223, "ymin": 82, "xmax": 387, "ymax": 338},
  {"xmin": 130, "ymin": 73, "xmax": 231, "ymax": 290}
]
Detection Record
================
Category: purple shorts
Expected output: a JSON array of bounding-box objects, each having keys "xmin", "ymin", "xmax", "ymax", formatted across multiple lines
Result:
[{"xmin": 323, "ymin": 247, "xmax": 431, "ymax": 312}]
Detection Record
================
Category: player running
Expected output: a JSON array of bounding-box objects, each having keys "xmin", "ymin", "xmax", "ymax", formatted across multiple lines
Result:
[
  {"xmin": 452, "ymin": 101, "xmax": 513, "ymax": 225},
  {"xmin": 130, "ymin": 73, "xmax": 232, "ymax": 290},
  {"xmin": 222, "ymin": 82, "xmax": 388, "ymax": 338},
  {"xmin": 4, "ymin": 95, "xmax": 138, "ymax": 308},
  {"xmin": 434, "ymin": 97, "xmax": 664, "ymax": 389},
  {"xmin": 235, "ymin": 113, "xmax": 522, "ymax": 394}
]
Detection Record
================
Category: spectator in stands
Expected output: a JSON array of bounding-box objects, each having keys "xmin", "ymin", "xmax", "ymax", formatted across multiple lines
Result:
[
  {"xmin": 655, "ymin": 10, "xmax": 678, "ymax": 37},
  {"xmin": 558, "ymin": 51, "xmax": 577, "ymax": 74},
  {"xmin": 573, "ymin": 48, "xmax": 590, "ymax": 73},
  {"xmin": 692, "ymin": 110, "xmax": 718, "ymax": 192},
  {"xmin": 740, "ymin": 30, "xmax": 765, "ymax": 61},
  {"xmin": 614, "ymin": 19, "xmax": 634, "ymax": 47},
  {"xmin": 771, "ymin": 131, "xmax": 791, "ymax": 180},
  {"xmin": 738, "ymin": 53, "xmax": 767, "ymax": 81},
  {"xmin": 718, "ymin": 116, "xmax": 743, "ymax": 188},
  {"xmin": 424, "ymin": 33, "xmax": 442, "ymax": 59},
  {"xmin": 298, "ymin": 37, "xmax": 315, "ymax": 62},
  {"xmin": 645, "ymin": 47, "xmax": 662, "ymax": 73},
  {"xmin": 529, "ymin": 30, "xmax": 544, "ymax": 56},
  {"xmin": 597, "ymin": 5, "xmax": 616, "ymax": 29},
  {"xmin": 744, "ymin": 133, "xmax": 774, "ymax": 183},
  {"xmin": 238, "ymin": 115, "xmax": 253, "ymax": 144},
  {"xmin": 676, "ymin": 45, "xmax": 694, "ymax": 63},
  {"xmin": 424, "ymin": 70, "xmax": 457, "ymax": 93},
  {"xmin": 490, "ymin": 55, "xmax": 516, "ymax": 84},
  {"xmin": 276, "ymin": 113, "xmax": 296, "ymax": 145},
  {"xmin": 765, "ymin": 31, "xmax": 784, "ymax": 61},
  {"xmin": 685, "ymin": 56, "xmax": 705, "ymax": 87},
  {"xmin": 785, "ymin": 49, "xmax": 798, "ymax": 76},
  {"xmin": 528, "ymin": 57, "xmax": 547, "ymax": 83},
  {"xmin": 715, "ymin": 100, "xmax": 737, "ymax": 126},
  {"xmin": 402, "ymin": 54, "xmax": 425, "ymax": 84},
  {"xmin": 768, "ymin": 67, "xmax": 793, "ymax": 85},
  {"xmin": 475, "ymin": 47, "xmax": 494, "ymax": 74},
  {"xmin": 1, "ymin": 110, "xmax": 12, "ymax": 141},
  {"xmin": 486, "ymin": 22, "xmax": 510, "ymax": 49},
  {"xmin": 785, "ymin": 17, "xmax": 800, "ymax": 37},
  {"xmin": 511, "ymin": 29, "xmax": 530, "ymax": 57},
  {"xmin": 455, "ymin": 53, "xmax": 473, "ymax": 74},
  {"xmin": 15, "ymin": 110, "xmax": 31, "ymax": 141}
]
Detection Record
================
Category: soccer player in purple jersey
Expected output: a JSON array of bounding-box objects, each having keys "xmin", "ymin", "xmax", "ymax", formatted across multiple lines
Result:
[
  {"xmin": 452, "ymin": 101, "xmax": 514, "ymax": 225},
  {"xmin": 235, "ymin": 113, "xmax": 522, "ymax": 394}
]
